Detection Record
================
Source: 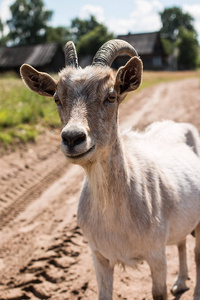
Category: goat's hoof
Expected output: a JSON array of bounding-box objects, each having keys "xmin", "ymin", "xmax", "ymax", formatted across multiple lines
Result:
[{"xmin": 171, "ymin": 283, "xmax": 189, "ymax": 295}]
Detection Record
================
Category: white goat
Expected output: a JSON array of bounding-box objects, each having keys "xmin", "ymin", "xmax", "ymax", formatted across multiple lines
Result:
[{"xmin": 20, "ymin": 39, "xmax": 200, "ymax": 300}]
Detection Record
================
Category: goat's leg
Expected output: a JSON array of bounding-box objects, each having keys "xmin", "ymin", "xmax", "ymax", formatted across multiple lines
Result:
[
  {"xmin": 147, "ymin": 248, "xmax": 168, "ymax": 300},
  {"xmin": 171, "ymin": 239, "xmax": 189, "ymax": 295},
  {"xmin": 194, "ymin": 222, "xmax": 200, "ymax": 300},
  {"xmin": 92, "ymin": 250, "xmax": 114, "ymax": 300}
]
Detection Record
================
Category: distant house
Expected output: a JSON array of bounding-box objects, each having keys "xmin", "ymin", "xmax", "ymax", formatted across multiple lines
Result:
[
  {"xmin": 114, "ymin": 32, "xmax": 168, "ymax": 70},
  {"xmin": 0, "ymin": 43, "xmax": 65, "ymax": 73}
]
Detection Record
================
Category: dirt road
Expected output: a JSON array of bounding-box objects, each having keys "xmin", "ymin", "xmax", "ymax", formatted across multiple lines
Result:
[{"xmin": 0, "ymin": 78, "xmax": 200, "ymax": 300}]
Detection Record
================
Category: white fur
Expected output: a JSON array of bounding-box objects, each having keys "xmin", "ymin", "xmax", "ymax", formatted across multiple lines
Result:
[{"xmin": 78, "ymin": 120, "xmax": 200, "ymax": 300}]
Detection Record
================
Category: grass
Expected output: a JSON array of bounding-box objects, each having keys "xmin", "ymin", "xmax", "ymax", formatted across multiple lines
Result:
[
  {"xmin": 0, "ymin": 75, "xmax": 60, "ymax": 147},
  {"xmin": 0, "ymin": 69, "xmax": 199, "ymax": 147}
]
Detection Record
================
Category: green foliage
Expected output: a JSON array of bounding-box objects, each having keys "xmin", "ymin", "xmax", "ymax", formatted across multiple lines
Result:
[
  {"xmin": 70, "ymin": 15, "xmax": 115, "ymax": 56},
  {"xmin": 0, "ymin": 132, "xmax": 13, "ymax": 145},
  {"xmin": 160, "ymin": 6, "xmax": 195, "ymax": 41},
  {"xmin": 177, "ymin": 28, "xmax": 199, "ymax": 69},
  {"xmin": 2, "ymin": 7, "xmax": 114, "ymax": 50},
  {"xmin": 46, "ymin": 26, "xmax": 71, "ymax": 46},
  {"xmin": 77, "ymin": 25, "xmax": 114, "ymax": 56},
  {"xmin": 70, "ymin": 15, "xmax": 100, "ymax": 43},
  {"xmin": 0, "ymin": 17, "xmax": 9, "ymax": 46},
  {"xmin": 160, "ymin": 6, "xmax": 199, "ymax": 70},
  {"xmin": 0, "ymin": 18, "xmax": 3, "ymax": 34},
  {"xmin": 0, "ymin": 76, "xmax": 60, "ymax": 146},
  {"xmin": 0, "ymin": 17, "xmax": 4, "ymax": 45},
  {"xmin": 0, "ymin": 125, "xmax": 37, "ymax": 145},
  {"xmin": 69, "ymin": 15, "xmax": 114, "ymax": 56},
  {"xmin": 161, "ymin": 38, "xmax": 174, "ymax": 55},
  {"xmin": 7, "ymin": 0, "xmax": 53, "ymax": 45}
]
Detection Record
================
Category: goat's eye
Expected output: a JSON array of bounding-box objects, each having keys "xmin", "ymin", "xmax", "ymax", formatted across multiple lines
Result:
[
  {"xmin": 54, "ymin": 94, "xmax": 61, "ymax": 106},
  {"xmin": 55, "ymin": 98, "xmax": 61, "ymax": 105},
  {"xmin": 104, "ymin": 95, "xmax": 116, "ymax": 105},
  {"xmin": 108, "ymin": 96, "xmax": 116, "ymax": 102}
]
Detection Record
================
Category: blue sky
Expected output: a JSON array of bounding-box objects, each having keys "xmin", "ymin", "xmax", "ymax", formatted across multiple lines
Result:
[{"xmin": 0, "ymin": 0, "xmax": 200, "ymax": 41}]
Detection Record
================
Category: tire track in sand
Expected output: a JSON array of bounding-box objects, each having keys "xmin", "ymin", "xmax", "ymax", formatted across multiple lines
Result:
[{"xmin": 0, "ymin": 152, "xmax": 69, "ymax": 230}]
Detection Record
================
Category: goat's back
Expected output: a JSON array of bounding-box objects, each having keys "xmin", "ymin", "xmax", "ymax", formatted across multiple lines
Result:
[
  {"xmin": 145, "ymin": 120, "xmax": 200, "ymax": 150},
  {"xmin": 123, "ymin": 120, "xmax": 200, "ymax": 245},
  {"xmin": 124, "ymin": 120, "xmax": 200, "ymax": 156}
]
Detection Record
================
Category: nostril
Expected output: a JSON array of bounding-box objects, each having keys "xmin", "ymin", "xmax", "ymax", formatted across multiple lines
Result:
[
  {"xmin": 61, "ymin": 130, "xmax": 86, "ymax": 147},
  {"xmin": 61, "ymin": 131, "xmax": 70, "ymax": 146},
  {"xmin": 74, "ymin": 132, "xmax": 86, "ymax": 146}
]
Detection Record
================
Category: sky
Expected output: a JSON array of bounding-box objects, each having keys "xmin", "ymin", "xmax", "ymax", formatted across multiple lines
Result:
[{"xmin": 0, "ymin": 0, "xmax": 200, "ymax": 42}]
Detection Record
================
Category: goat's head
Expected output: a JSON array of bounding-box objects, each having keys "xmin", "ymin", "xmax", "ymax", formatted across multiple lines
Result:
[{"xmin": 20, "ymin": 40, "xmax": 142, "ymax": 166}]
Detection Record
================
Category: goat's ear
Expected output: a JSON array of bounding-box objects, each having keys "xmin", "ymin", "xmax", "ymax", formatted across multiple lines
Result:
[
  {"xmin": 20, "ymin": 64, "xmax": 57, "ymax": 97},
  {"xmin": 115, "ymin": 57, "xmax": 143, "ymax": 101}
]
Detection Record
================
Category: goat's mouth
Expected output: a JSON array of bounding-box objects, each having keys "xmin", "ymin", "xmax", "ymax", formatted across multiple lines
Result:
[{"xmin": 65, "ymin": 145, "xmax": 95, "ymax": 160}]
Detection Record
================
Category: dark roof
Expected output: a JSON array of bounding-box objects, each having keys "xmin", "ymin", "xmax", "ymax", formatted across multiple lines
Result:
[
  {"xmin": 118, "ymin": 32, "xmax": 161, "ymax": 55},
  {"xmin": 0, "ymin": 43, "xmax": 61, "ymax": 69}
]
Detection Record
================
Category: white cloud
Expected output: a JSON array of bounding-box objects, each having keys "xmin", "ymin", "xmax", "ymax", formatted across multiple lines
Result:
[
  {"xmin": 79, "ymin": 5, "xmax": 105, "ymax": 23},
  {"xmin": 0, "ymin": 0, "xmax": 13, "ymax": 36},
  {"xmin": 106, "ymin": 0, "xmax": 163, "ymax": 35},
  {"xmin": 0, "ymin": 0, "xmax": 13, "ymax": 23},
  {"xmin": 183, "ymin": 4, "xmax": 200, "ymax": 42}
]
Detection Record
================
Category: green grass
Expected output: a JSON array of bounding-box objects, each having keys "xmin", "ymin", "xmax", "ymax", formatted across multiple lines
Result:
[
  {"xmin": 0, "ymin": 76, "xmax": 60, "ymax": 147},
  {"xmin": 0, "ymin": 70, "xmax": 199, "ymax": 148}
]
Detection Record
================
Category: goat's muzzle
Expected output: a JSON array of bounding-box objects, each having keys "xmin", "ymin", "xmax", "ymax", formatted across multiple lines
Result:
[
  {"xmin": 61, "ymin": 127, "xmax": 86, "ymax": 148},
  {"xmin": 61, "ymin": 126, "xmax": 95, "ymax": 161}
]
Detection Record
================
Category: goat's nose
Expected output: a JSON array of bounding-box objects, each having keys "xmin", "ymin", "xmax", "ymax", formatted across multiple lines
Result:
[{"xmin": 61, "ymin": 128, "xmax": 86, "ymax": 147}]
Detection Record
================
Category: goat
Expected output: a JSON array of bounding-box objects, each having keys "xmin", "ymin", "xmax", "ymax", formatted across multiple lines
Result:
[{"xmin": 20, "ymin": 39, "xmax": 200, "ymax": 300}]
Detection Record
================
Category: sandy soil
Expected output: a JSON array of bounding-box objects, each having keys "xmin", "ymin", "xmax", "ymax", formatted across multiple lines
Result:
[{"xmin": 0, "ymin": 77, "xmax": 200, "ymax": 300}]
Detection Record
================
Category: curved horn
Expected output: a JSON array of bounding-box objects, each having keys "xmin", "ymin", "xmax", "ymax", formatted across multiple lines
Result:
[
  {"xmin": 64, "ymin": 41, "xmax": 78, "ymax": 68},
  {"xmin": 92, "ymin": 39, "xmax": 138, "ymax": 67}
]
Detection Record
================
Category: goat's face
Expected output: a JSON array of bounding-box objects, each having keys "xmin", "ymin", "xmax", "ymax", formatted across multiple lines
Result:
[
  {"xmin": 55, "ymin": 66, "xmax": 119, "ymax": 164},
  {"xmin": 20, "ymin": 40, "xmax": 142, "ymax": 166}
]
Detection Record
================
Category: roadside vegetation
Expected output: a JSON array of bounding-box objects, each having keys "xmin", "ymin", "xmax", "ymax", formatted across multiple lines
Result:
[
  {"xmin": 0, "ymin": 73, "xmax": 60, "ymax": 149},
  {"xmin": 0, "ymin": 70, "xmax": 199, "ymax": 149}
]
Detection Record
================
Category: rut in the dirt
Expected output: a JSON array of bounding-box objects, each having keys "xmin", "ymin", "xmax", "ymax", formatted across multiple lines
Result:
[
  {"xmin": 0, "ymin": 132, "xmax": 71, "ymax": 230},
  {"xmin": 0, "ymin": 159, "xmax": 68, "ymax": 230},
  {"xmin": 0, "ymin": 221, "xmax": 90, "ymax": 300}
]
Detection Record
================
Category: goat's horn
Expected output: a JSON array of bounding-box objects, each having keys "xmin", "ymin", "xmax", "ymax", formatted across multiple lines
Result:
[
  {"xmin": 64, "ymin": 41, "xmax": 78, "ymax": 68},
  {"xmin": 92, "ymin": 39, "xmax": 138, "ymax": 67}
]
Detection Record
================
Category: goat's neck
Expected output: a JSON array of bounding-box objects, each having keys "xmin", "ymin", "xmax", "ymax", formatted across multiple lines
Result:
[{"xmin": 85, "ymin": 130, "xmax": 130, "ymax": 210}]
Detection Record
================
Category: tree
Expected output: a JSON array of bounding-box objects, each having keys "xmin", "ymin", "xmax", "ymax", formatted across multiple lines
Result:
[
  {"xmin": 160, "ymin": 6, "xmax": 199, "ymax": 69},
  {"xmin": 177, "ymin": 28, "xmax": 199, "ymax": 69},
  {"xmin": 69, "ymin": 15, "xmax": 114, "ymax": 56},
  {"xmin": 0, "ymin": 18, "xmax": 3, "ymax": 37},
  {"xmin": 46, "ymin": 26, "xmax": 71, "ymax": 46},
  {"xmin": 0, "ymin": 17, "xmax": 9, "ymax": 46},
  {"xmin": 160, "ymin": 6, "xmax": 195, "ymax": 41},
  {"xmin": 76, "ymin": 25, "xmax": 114, "ymax": 56},
  {"xmin": 70, "ymin": 15, "xmax": 100, "ymax": 44},
  {"xmin": 0, "ymin": 18, "xmax": 4, "ymax": 45},
  {"xmin": 7, "ymin": 0, "xmax": 53, "ymax": 45}
]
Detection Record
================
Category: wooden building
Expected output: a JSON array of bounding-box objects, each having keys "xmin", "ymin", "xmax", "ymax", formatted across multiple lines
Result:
[
  {"xmin": 114, "ymin": 32, "xmax": 167, "ymax": 70},
  {"xmin": 0, "ymin": 43, "xmax": 65, "ymax": 73}
]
